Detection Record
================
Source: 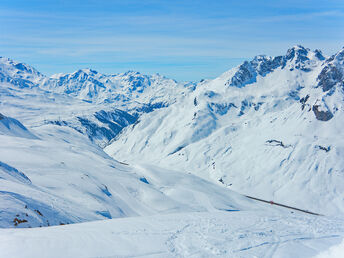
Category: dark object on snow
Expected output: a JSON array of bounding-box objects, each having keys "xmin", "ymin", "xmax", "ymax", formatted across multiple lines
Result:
[
  {"xmin": 13, "ymin": 218, "xmax": 28, "ymax": 226},
  {"xmin": 266, "ymin": 140, "xmax": 291, "ymax": 148},
  {"xmin": 316, "ymin": 145, "xmax": 331, "ymax": 152},
  {"xmin": 34, "ymin": 209, "xmax": 43, "ymax": 216},
  {"xmin": 300, "ymin": 95, "xmax": 309, "ymax": 110},
  {"xmin": 245, "ymin": 195, "xmax": 323, "ymax": 216},
  {"xmin": 312, "ymin": 105, "xmax": 333, "ymax": 121},
  {"xmin": 139, "ymin": 177, "xmax": 149, "ymax": 184}
]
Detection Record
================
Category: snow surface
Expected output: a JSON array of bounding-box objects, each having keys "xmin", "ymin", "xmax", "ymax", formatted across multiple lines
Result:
[
  {"xmin": 1, "ymin": 45, "xmax": 344, "ymax": 257},
  {"xmin": 1, "ymin": 211, "xmax": 344, "ymax": 258},
  {"xmin": 316, "ymin": 239, "xmax": 344, "ymax": 258}
]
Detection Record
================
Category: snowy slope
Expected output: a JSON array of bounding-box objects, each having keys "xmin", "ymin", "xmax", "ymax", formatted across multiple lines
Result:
[
  {"xmin": 105, "ymin": 46, "xmax": 344, "ymax": 216},
  {"xmin": 0, "ymin": 114, "xmax": 269, "ymax": 228},
  {"xmin": 1, "ymin": 211, "xmax": 344, "ymax": 258},
  {"xmin": 0, "ymin": 113, "xmax": 38, "ymax": 139}
]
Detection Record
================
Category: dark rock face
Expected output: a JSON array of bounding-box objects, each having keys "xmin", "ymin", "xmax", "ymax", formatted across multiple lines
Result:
[
  {"xmin": 317, "ymin": 64, "xmax": 343, "ymax": 92},
  {"xmin": 133, "ymin": 102, "xmax": 168, "ymax": 114},
  {"xmin": 312, "ymin": 105, "xmax": 334, "ymax": 121},
  {"xmin": 227, "ymin": 61, "xmax": 257, "ymax": 88},
  {"xmin": 314, "ymin": 49, "xmax": 325, "ymax": 61},
  {"xmin": 225, "ymin": 46, "xmax": 321, "ymax": 88},
  {"xmin": 0, "ymin": 113, "xmax": 4, "ymax": 120},
  {"xmin": 266, "ymin": 140, "xmax": 291, "ymax": 148},
  {"xmin": 47, "ymin": 109, "xmax": 137, "ymax": 147},
  {"xmin": 285, "ymin": 46, "xmax": 309, "ymax": 62},
  {"xmin": 300, "ymin": 95, "xmax": 310, "ymax": 110},
  {"xmin": 208, "ymin": 102, "xmax": 237, "ymax": 115},
  {"xmin": 77, "ymin": 109, "xmax": 137, "ymax": 146},
  {"xmin": 316, "ymin": 145, "xmax": 331, "ymax": 152},
  {"xmin": 226, "ymin": 55, "xmax": 286, "ymax": 88}
]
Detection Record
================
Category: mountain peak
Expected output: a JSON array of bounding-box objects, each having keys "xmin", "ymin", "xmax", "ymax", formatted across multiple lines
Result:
[
  {"xmin": 122, "ymin": 70, "xmax": 142, "ymax": 77},
  {"xmin": 0, "ymin": 57, "xmax": 43, "ymax": 77},
  {"xmin": 72, "ymin": 68, "xmax": 98, "ymax": 76},
  {"xmin": 81, "ymin": 68, "xmax": 98, "ymax": 74},
  {"xmin": 285, "ymin": 45, "xmax": 309, "ymax": 60},
  {"xmin": 334, "ymin": 47, "xmax": 344, "ymax": 61}
]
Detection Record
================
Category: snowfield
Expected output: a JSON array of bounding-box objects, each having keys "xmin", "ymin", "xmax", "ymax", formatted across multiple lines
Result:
[
  {"xmin": 1, "ymin": 45, "xmax": 344, "ymax": 257},
  {"xmin": 1, "ymin": 211, "xmax": 344, "ymax": 258}
]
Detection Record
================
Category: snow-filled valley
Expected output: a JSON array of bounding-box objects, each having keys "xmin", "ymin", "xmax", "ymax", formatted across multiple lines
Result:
[{"xmin": 1, "ymin": 45, "xmax": 344, "ymax": 257}]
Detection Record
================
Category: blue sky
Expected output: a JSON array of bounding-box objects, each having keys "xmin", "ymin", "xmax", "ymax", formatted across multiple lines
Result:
[{"xmin": 1, "ymin": 0, "xmax": 344, "ymax": 81}]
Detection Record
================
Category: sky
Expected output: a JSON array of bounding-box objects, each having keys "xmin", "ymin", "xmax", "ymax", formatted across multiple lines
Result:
[{"xmin": 1, "ymin": 0, "xmax": 344, "ymax": 81}]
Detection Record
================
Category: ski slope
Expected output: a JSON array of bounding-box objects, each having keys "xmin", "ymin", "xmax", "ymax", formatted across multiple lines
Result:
[{"xmin": 1, "ymin": 211, "xmax": 343, "ymax": 258}]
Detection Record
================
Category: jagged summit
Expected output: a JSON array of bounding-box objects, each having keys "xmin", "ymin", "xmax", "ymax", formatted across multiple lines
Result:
[
  {"xmin": 317, "ymin": 47, "xmax": 344, "ymax": 92},
  {"xmin": 285, "ymin": 45, "xmax": 309, "ymax": 59},
  {"xmin": 222, "ymin": 45, "xmax": 327, "ymax": 88}
]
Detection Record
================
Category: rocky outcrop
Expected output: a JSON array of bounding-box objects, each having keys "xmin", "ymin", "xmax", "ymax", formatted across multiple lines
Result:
[
  {"xmin": 317, "ymin": 64, "xmax": 343, "ymax": 92},
  {"xmin": 312, "ymin": 105, "xmax": 333, "ymax": 121}
]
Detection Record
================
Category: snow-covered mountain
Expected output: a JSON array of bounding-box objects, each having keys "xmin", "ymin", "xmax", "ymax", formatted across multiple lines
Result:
[
  {"xmin": 41, "ymin": 68, "xmax": 192, "ymax": 109},
  {"xmin": 1, "ymin": 45, "xmax": 344, "ymax": 257},
  {"xmin": 0, "ymin": 57, "xmax": 195, "ymax": 146},
  {"xmin": 0, "ymin": 57, "xmax": 44, "ymax": 88},
  {"xmin": 105, "ymin": 45, "xmax": 344, "ymax": 216}
]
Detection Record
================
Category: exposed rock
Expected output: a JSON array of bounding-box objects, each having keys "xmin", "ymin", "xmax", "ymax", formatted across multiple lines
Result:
[
  {"xmin": 317, "ymin": 64, "xmax": 343, "ymax": 92},
  {"xmin": 266, "ymin": 140, "xmax": 291, "ymax": 148},
  {"xmin": 316, "ymin": 145, "xmax": 331, "ymax": 152},
  {"xmin": 300, "ymin": 95, "xmax": 310, "ymax": 110},
  {"xmin": 312, "ymin": 105, "xmax": 333, "ymax": 121}
]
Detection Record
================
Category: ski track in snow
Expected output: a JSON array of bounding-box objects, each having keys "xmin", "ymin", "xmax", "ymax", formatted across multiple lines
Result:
[{"xmin": 1, "ymin": 211, "xmax": 343, "ymax": 258}]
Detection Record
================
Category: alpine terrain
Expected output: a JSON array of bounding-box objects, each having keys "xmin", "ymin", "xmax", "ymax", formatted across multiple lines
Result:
[{"xmin": 1, "ymin": 46, "xmax": 344, "ymax": 257}]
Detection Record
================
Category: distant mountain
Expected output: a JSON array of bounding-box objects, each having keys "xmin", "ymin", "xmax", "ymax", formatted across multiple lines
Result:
[
  {"xmin": 0, "ymin": 57, "xmax": 194, "ymax": 146},
  {"xmin": 41, "ymin": 69, "xmax": 187, "ymax": 106},
  {"xmin": 0, "ymin": 57, "xmax": 44, "ymax": 88}
]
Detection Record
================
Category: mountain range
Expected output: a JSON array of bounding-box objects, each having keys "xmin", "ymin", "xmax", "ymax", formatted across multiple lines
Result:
[{"xmin": 1, "ymin": 45, "xmax": 344, "ymax": 257}]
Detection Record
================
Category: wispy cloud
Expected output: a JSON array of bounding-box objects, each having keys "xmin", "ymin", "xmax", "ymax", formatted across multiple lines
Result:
[{"xmin": 1, "ymin": 1, "xmax": 344, "ymax": 80}]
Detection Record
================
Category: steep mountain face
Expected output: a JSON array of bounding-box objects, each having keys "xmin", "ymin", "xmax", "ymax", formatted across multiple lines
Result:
[
  {"xmin": 225, "ymin": 45, "xmax": 324, "ymax": 88},
  {"xmin": 105, "ymin": 46, "xmax": 344, "ymax": 215},
  {"xmin": 317, "ymin": 48, "xmax": 344, "ymax": 92}
]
